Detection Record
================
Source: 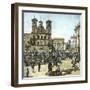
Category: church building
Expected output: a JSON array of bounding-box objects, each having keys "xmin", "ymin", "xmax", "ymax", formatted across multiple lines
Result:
[{"xmin": 30, "ymin": 17, "xmax": 52, "ymax": 52}]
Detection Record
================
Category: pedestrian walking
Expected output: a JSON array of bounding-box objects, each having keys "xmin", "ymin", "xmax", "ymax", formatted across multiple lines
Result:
[
  {"xmin": 56, "ymin": 64, "xmax": 61, "ymax": 75},
  {"xmin": 48, "ymin": 62, "xmax": 52, "ymax": 72},
  {"xmin": 38, "ymin": 61, "xmax": 41, "ymax": 72},
  {"xmin": 26, "ymin": 68, "xmax": 29, "ymax": 77}
]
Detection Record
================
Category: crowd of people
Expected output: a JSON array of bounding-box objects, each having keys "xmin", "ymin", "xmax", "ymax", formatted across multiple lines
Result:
[{"xmin": 24, "ymin": 49, "xmax": 80, "ymax": 77}]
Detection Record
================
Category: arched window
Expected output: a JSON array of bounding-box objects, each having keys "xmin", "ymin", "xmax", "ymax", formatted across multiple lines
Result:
[
  {"xmin": 37, "ymin": 35, "xmax": 39, "ymax": 39},
  {"xmin": 41, "ymin": 36, "xmax": 43, "ymax": 39},
  {"xmin": 44, "ymin": 36, "xmax": 46, "ymax": 39}
]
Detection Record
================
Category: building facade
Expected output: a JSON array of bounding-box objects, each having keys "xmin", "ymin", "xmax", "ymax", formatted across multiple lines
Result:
[
  {"xmin": 24, "ymin": 17, "xmax": 67, "ymax": 53},
  {"xmin": 30, "ymin": 17, "xmax": 52, "ymax": 52},
  {"xmin": 24, "ymin": 33, "xmax": 31, "ymax": 53},
  {"xmin": 53, "ymin": 38, "xmax": 64, "ymax": 51},
  {"xmin": 70, "ymin": 34, "xmax": 76, "ymax": 51},
  {"xmin": 70, "ymin": 23, "xmax": 80, "ymax": 52},
  {"xmin": 74, "ymin": 23, "xmax": 80, "ymax": 52}
]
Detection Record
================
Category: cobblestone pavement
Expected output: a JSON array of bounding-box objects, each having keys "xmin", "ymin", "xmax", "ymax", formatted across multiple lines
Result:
[{"xmin": 24, "ymin": 59, "xmax": 80, "ymax": 77}]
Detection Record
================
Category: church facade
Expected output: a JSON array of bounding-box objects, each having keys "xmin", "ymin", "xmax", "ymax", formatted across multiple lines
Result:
[{"xmin": 30, "ymin": 17, "xmax": 52, "ymax": 52}]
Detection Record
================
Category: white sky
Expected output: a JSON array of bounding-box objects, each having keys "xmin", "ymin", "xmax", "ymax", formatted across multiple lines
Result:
[{"xmin": 24, "ymin": 12, "xmax": 80, "ymax": 42}]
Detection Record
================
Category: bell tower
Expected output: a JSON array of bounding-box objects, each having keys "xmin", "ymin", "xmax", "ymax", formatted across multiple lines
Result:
[
  {"xmin": 32, "ymin": 17, "xmax": 38, "ymax": 33},
  {"xmin": 46, "ymin": 20, "xmax": 52, "ymax": 33}
]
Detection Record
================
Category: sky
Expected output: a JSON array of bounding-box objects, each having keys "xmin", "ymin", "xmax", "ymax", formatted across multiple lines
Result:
[{"xmin": 24, "ymin": 12, "xmax": 80, "ymax": 42}]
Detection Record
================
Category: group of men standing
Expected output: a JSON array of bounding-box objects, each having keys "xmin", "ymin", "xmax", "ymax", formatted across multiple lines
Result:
[{"xmin": 26, "ymin": 61, "xmax": 61, "ymax": 77}]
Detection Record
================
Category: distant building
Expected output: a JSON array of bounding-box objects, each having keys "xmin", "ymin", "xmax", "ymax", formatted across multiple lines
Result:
[
  {"xmin": 53, "ymin": 38, "xmax": 64, "ymax": 51},
  {"xmin": 70, "ymin": 34, "xmax": 76, "ymax": 51},
  {"xmin": 70, "ymin": 23, "xmax": 80, "ymax": 52},
  {"xmin": 74, "ymin": 23, "xmax": 80, "ymax": 52},
  {"xmin": 65, "ymin": 40, "xmax": 71, "ymax": 51}
]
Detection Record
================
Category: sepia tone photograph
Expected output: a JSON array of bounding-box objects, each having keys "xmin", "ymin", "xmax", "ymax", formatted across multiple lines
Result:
[{"xmin": 23, "ymin": 11, "xmax": 80, "ymax": 78}]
